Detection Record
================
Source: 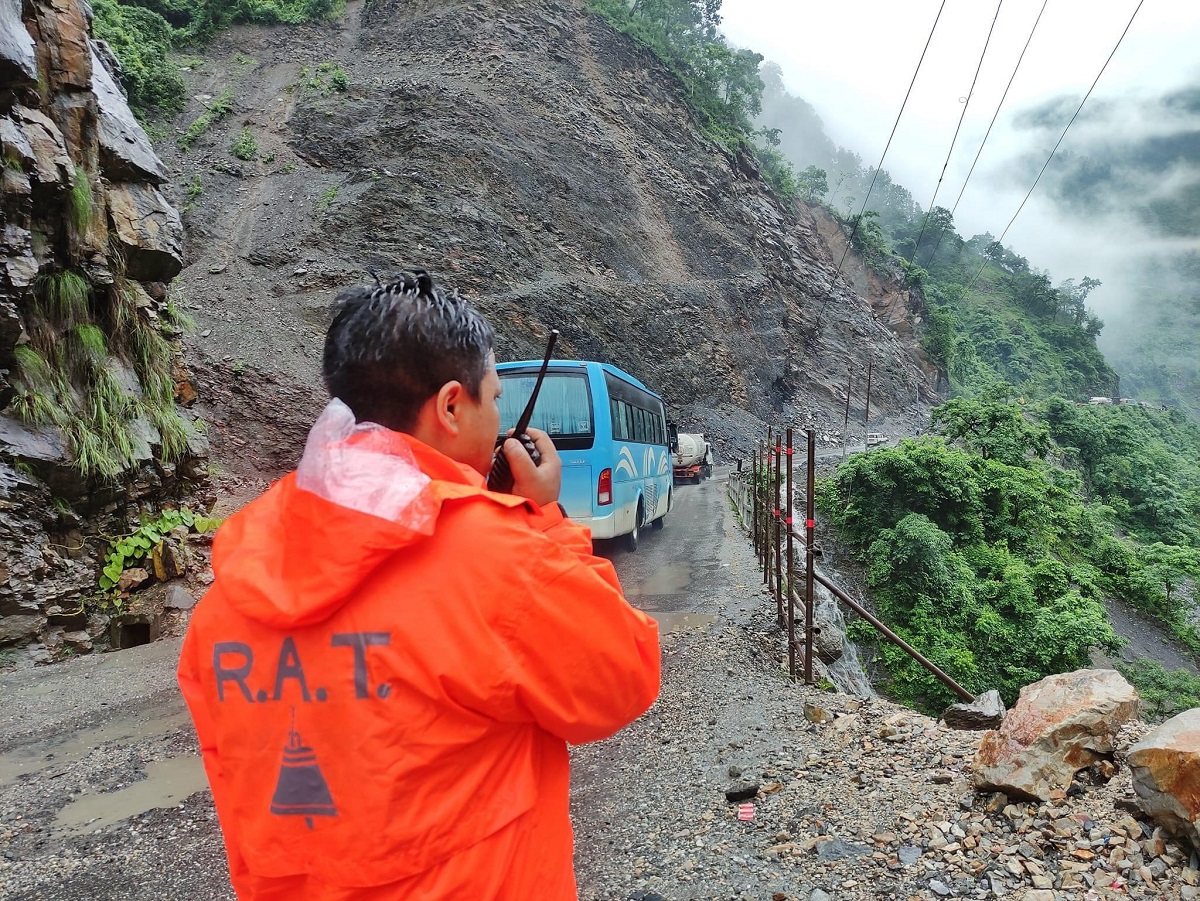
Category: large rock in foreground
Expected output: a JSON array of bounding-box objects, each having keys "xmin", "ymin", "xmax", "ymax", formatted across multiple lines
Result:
[
  {"xmin": 1128, "ymin": 709, "xmax": 1200, "ymax": 849},
  {"xmin": 972, "ymin": 669, "xmax": 1140, "ymax": 800}
]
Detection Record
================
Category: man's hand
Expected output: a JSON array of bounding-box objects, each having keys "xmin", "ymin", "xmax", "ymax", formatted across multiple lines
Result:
[{"xmin": 503, "ymin": 427, "xmax": 562, "ymax": 508}]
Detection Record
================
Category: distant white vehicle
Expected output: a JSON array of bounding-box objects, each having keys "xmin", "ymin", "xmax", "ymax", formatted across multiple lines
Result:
[
  {"xmin": 673, "ymin": 433, "xmax": 713, "ymax": 483},
  {"xmin": 1088, "ymin": 397, "xmax": 1114, "ymax": 405},
  {"xmin": 865, "ymin": 433, "xmax": 888, "ymax": 446}
]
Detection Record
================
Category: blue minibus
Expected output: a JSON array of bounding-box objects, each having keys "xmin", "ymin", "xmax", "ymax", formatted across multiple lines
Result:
[{"xmin": 495, "ymin": 359, "xmax": 673, "ymax": 551}]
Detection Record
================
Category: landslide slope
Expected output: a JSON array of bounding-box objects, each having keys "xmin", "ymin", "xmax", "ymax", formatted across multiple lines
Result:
[{"xmin": 163, "ymin": 0, "xmax": 936, "ymax": 482}]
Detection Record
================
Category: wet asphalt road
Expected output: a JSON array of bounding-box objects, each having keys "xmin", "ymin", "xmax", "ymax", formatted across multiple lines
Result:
[
  {"xmin": 597, "ymin": 466, "xmax": 733, "ymax": 627},
  {"xmin": 0, "ymin": 472, "xmax": 733, "ymax": 900}
]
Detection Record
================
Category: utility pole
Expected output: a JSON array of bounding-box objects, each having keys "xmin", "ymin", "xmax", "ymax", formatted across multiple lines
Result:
[
  {"xmin": 863, "ymin": 358, "xmax": 873, "ymax": 426},
  {"xmin": 841, "ymin": 367, "xmax": 852, "ymax": 462}
]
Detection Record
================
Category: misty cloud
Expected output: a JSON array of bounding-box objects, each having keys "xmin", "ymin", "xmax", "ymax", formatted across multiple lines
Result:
[{"xmin": 1004, "ymin": 83, "xmax": 1200, "ymax": 237}]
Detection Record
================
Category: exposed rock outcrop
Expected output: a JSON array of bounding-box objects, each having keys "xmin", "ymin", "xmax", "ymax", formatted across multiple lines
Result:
[
  {"xmin": 972, "ymin": 669, "xmax": 1141, "ymax": 800},
  {"xmin": 165, "ymin": 0, "xmax": 938, "ymax": 477},
  {"xmin": 1128, "ymin": 708, "xmax": 1200, "ymax": 849},
  {"xmin": 0, "ymin": 0, "xmax": 202, "ymax": 653}
]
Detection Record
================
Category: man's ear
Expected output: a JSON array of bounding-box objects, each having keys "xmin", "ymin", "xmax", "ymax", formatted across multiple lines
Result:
[{"xmin": 430, "ymin": 380, "xmax": 466, "ymax": 436}]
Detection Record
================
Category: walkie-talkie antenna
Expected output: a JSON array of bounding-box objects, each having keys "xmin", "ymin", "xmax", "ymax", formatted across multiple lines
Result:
[
  {"xmin": 512, "ymin": 330, "xmax": 559, "ymax": 436},
  {"xmin": 486, "ymin": 329, "xmax": 559, "ymax": 493}
]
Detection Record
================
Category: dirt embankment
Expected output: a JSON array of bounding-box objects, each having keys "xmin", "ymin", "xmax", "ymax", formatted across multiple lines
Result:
[{"xmin": 154, "ymin": 0, "xmax": 937, "ymax": 482}]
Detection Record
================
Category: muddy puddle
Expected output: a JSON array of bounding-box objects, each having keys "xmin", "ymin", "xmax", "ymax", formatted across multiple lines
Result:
[
  {"xmin": 53, "ymin": 755, "xmax": 209, "ymax": 836},
  {"xmin": 0, "ymin": 706, "xmax": 192, "ymax": 785},
  {"xmin": 625, "ymin": 563, "xmax": 690, "ymax": 597},
  {"xmin": 648, "ymin": 612, "xmax": 717, "ymax": 632}
]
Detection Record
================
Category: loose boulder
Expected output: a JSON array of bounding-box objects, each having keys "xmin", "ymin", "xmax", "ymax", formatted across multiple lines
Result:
[
  {"xmin": 106, "ymin": 182, "xmax": 184, "ymax": 281},
  {"xmin": 1128, "ymin": 708, "xmax": 1200, "ymax": 849},
  {"xmin": 972, "ymin": 669, "xmax": 1140, "ymax": 800},
  {"xmin": 944, "ymin": 689, "xmax": 1006, "ymax": 731}
]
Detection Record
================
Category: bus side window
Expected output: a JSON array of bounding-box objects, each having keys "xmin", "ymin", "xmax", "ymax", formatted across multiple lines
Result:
[
  {"xmin": 610, "ymin": 398, "xmax": 623, "ymax": 440},
  {"xmin": 625, "ymin": 404, "xmax": 635, "ymax": 442}
]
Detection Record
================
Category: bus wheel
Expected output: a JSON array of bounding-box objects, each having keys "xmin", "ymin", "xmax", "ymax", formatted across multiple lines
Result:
[
  {"xmin": 625, "ymin": 501, "xmax": 643, "ymax": 552},
  {"xmin": 652, "ymin": 492, "xmax": 667, "ymax": 530}
]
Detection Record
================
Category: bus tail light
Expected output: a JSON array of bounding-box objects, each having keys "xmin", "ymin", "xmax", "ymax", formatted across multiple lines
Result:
[{"xmin": 598, "ymin": 468, "xmax": 612, "ymax": 506}]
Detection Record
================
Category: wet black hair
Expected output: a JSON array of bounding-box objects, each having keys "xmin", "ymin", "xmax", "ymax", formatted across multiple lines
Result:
[{"xmin": 322, "ymin": 268, "xmax": 496, "ymax": 432}]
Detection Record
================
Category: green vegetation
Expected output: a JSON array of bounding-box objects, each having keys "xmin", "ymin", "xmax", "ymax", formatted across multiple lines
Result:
[
  {"xmin": 34, "ymin": 270, "xmax": 91, "ymax": 329},
  {"xmin": 315, "ymin": 185, "xmax": 338, "ymax": 213},
  {"xmin": 185, "ymin": 174, "xmax": 205, "ymax": 201},
  {"xmin": 67, "ymin": 167, "xmax": 94, "ymax": 235},
  {"xmin": 11, "ymin": 266, "xmax": 195, "ymax": 479},
  {"xmin": 298, "ymin": 61, "xmax": 349, "ymax": 95},
  {"xmin": 91, "ymin": 0, "xmax": 186, "ymax": 116},
  {"xmin": 98, "ymin": 506, "xmax": 222, "ymax": 604},
  {"xmin": 1117, "ymin": 659, "xmax": 1200, "ymax": 722},
  {"xmin": 820, "ymin": 390, "xmax": 1200, "ymax": 711},
  {"xmin": 588, "ymin": 1, "xmax": 764, "ymax": 154},
  {"xmin": 93, "ymin": 0, "xmax": 345, "ymax": 119},
  {"xmin": 179, "ymin": 88, "xmax": 234, "ymax": 150},
  {"xmin": 230, "ymin": 127, "xmax": 258, "ymax": 160},
  {"xmin": 164, "ymin": 295, "xmax": 196, "ymax": 332}
]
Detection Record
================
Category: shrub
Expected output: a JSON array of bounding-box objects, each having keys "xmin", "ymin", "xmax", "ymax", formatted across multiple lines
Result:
[
  {"xmin": 179, "ymin": 89, "xmax": 235, "ymax": 150},
  {"xmin": 91, "ymin": 0, "xmax": 186, "ymax": 116},
  {"xmin": 230, "ymin": 127, "xmax": 258, "ymax": 160},
  {"xmin": 68, "ymin": 167, "xmax": 94, "ymax": 234},
  {"xmin": 34, "ymin": 270, "xmax": 90, "ymax": 328}
]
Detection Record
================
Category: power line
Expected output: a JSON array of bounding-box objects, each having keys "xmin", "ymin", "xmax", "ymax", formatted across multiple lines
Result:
[
  {"xmin": 836, "ymin": 0, "xmax": 949, "ymax": 274},
  {"xmin": 950, "ymin": 0, "xmax": 1049, "ymax": 217},
  {"xmin": 923, "ymin": 0, "xmax": 1050, "ymax": 270},
  {"xmin": 908, "ymin": 0, "xmax": 1005, "ymax": 266},
  {"xmin": 966, "ymin": 0, "xmax": 1146, "ymax": 295}
]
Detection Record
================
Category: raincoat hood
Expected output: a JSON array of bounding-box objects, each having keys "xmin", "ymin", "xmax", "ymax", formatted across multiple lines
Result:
[{"xmin": 212, "ymin": 400, "xmax": 523, "ymax": 628}]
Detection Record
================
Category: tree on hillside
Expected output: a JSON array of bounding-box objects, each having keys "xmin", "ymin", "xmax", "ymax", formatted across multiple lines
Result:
[
  {"xmin": 932, "ymin": 393, "xmax": 1050, "ymax": 466},
  {"xmin": 795, "ymin": 165, "xmax": 827, "ymax": 201}
]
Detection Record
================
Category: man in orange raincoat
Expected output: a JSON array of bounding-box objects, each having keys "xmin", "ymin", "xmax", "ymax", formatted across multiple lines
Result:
[{"xmin": 178, "ymin": 269, "xmax": 661, "ymax": 899}]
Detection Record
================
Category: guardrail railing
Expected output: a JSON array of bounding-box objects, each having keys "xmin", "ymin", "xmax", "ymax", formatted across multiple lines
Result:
[{"xmin": 728, "ymin": 427, "xmax": 974, "ymax": 703}]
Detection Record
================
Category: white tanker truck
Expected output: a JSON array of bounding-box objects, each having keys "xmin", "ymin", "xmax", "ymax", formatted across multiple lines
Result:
[{"xmin": 673, "ymin": 432, "xmax": 713, "ymax": 484}]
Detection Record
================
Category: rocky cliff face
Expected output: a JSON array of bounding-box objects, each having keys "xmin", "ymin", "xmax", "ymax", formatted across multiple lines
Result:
[
  {"xmin": 0, "ymin": 0, "xmax": 205, "ymax": 654},
  {"xmin": 163, "ymin": 0, "xmax": 938, "ymax": 484}
]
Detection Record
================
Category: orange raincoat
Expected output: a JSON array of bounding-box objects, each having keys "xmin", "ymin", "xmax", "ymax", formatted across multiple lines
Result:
[{"xmin": 178, "ymin": 403, "xmax": 660, "ymax": 899}]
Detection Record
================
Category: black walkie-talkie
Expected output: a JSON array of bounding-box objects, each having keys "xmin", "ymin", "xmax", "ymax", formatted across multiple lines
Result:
[{"xmin": 487, "ymin": 330, "xmax": 559, "ymax": 493}]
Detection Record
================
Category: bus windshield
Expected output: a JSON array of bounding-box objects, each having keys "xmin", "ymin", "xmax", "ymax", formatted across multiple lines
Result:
[{"xmin": 497, "ymin": 371, "xmax": 594, "ymax": 440}]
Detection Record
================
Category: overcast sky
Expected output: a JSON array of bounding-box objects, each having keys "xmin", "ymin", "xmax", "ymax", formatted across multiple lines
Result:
[{"xmin": 720, "ymin": 0, "xmax": 1200, "ymax": 322}]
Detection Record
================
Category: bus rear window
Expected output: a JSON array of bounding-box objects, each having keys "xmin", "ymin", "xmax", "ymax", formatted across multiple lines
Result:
[{"xmin": 497, "ymin": 372, "xmax": 594, "ymax": 438}]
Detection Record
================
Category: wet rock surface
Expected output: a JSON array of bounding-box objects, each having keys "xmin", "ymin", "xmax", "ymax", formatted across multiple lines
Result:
[
  {"xmin": 944, "ymin": 690, "xmax": 1006, "ymax": 732},
  {"xmin": 973, "ymin": 670, "xmax": 1141, "ymax": 802},
  {"xmin": 162, "ymin": 0, "xmax": 936, "ymax": 483},
  {"xmin": 1129, "ymin": 709, "xmax": 1200, "ymax": 849},
  {"xmin": 0, "ymin": 0, "xmax": 207, "ymax": 652}
]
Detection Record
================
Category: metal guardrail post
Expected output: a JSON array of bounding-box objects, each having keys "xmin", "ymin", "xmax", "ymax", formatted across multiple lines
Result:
[
  {"xmin": 751, "ymin": 444, "xmax": 759, "ymax": 558},
  {"xmin": 774, "ymin": 435, "xmax": 783, "ymax": 628},
  {"xmin": 733, "ymin": 430, "xmax": 976, "ymax": 702},
  {"xmin": 805, "ymin": 428, "xmax": 816, "ymax": 685},
  {"xmin": 762, "ymin": 440, "xmax": 770, "ymax": 586},
  {"xmin": 785, "ymin": 428, "xmax": 795, "ymax": 678}
]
